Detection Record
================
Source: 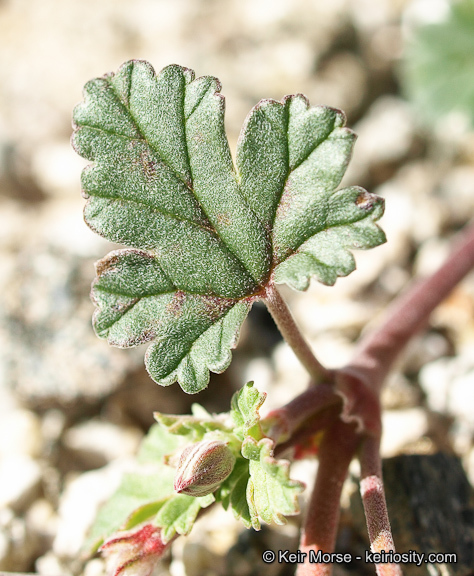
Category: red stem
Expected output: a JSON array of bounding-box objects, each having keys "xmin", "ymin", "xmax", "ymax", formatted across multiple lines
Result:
[
  {"xmin": 359, "ymin": 437, "xmax": 402, "ymax": 576},
  {"xmin": 263, "ymin": 283, "xmax": 333, "ymax": 383},
  {"xmin": 296, "ymin": 421, "xmax": 360, "ymax": 576},
  {"xmin": 346, "ymin": 219, "xmax": 474, "ymax": 394},
  {"xmin": 265, "ymin": 384, "xmax": 340, "ymax": 444},
  {"xmin": 267, "ymin": 222, "xmax": 474, "ymax": 576}
]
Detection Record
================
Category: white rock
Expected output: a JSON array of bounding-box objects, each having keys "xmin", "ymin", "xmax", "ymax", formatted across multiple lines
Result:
[
  {"xmin": 63, "ymin": 419, "xmax": 143, "ymax": 467},
  {"xmin": 291, "ymin": 291, "xmax": 372, "ymax": 335},
  {"xmin": 380, "ymin": 408, "xmax": 429, "ymax": 457},
  {"xmin": 420, "ymin": 357, "xmax": 474, "ymax": 426},
  {"xmin": 53, "ymin": 460, "xmax": 133, "ymax": 558},
  {"xmin": 413, "ymin": 238, "xmax": 450, "ymax": 278},
  {"xmin": 0, "ymin": 529, "xmax": 9, "ymax": 570},
  {"xmin": 419, "ymin": 358, "xmax": 453, "ymax": 413},
  {"xmin": 290, "ymin": 459, "xmax": 318, "ymax": 505},
  {"xmin": 36, "ymin": 551, "xmax": 73, "ymax": 576},
  {"xmin": 448, "ymin": 370, "xmax": 474, "ymax": 427},
  {"xmin": 351, "ymin": 97, "xmax": 415, "ymax": 167},
  {"xmin": 9, "ymin": 515, "xmax": 40, "ymax": 571},
  {"xmin": 182, "ymin": 543, "xmax": 223, "ymax": 576},
  {"xmin": 183, "ymin": 503, "xmax": 242, "ymax": 556},
  {"xmin": 31, "ymin": 140, "xmax": 87, "ymax": 198},
  {"xmin": 0, "ymin": 456, "xmax": 42, "ymax": 512},
  {"xmin": 0, "ymin": 409, "xmax": 43, "ymax": 458},
  {"xmin": 439, "ymin": 165, "xmax": 474, "ymax": 225},
  {"xmin": 25, "ymin": 498, "xmax": 58, "ymax": 543},
  {"xmin": 83, "ymin": 558, "xmax": 107, "ymax": 576}
]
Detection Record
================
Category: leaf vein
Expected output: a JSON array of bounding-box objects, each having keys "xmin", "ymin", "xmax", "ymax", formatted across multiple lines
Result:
[
  {"xmin": 107, "ymin": 70, "xmax": 194, "ymax": 194},
  {"xmin": 87, "ymin": 193, "xmax": 216, "ymax": 235}
]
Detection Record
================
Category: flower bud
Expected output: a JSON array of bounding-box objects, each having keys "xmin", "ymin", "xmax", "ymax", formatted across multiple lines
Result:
[
  {"xmin": 100, "ymin": 524, "xmax": 167, "ymax": 576},
  {"xmin": 174, "ymin": 440, "xmax": 235, "ymax": 497}
]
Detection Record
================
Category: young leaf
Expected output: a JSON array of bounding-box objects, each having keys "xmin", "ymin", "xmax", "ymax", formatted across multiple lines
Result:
[
  {"xmin": 137, "ymin": 423, "xmax": 187, "ymax": 464},
  {"xmin": 230, "ymin": 381, "xmax": 266, "ymax": 440},
  {"xmin": 153, "ymin": 410, "xmax": 229, "ymax": 442},
  {"xmin": 84, "ymin": 468, "xmax": 175, "ymax": 552},
  {"xmin": 216, "ymin": 457, "xmax": 252, "ymax": 528},
  {"xmin": 86, "ymin": 423, "xmax": 217, "ymax": 552},
  {"xmin": 242, "ymin": 437, "xmax": 304, "ymax": 530},
  {"xmin": 73, "ymin": 60, "xmax": 385, "ymax": 391},
  {"xmin": 154, "ymin": 493, "xmax": 214, "ymax": 542}
]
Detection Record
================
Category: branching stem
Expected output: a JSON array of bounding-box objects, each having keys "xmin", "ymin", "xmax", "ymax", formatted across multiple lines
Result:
[{"xmin": 296, "ymin": 420, "xmax": 360, "ymax": 576}]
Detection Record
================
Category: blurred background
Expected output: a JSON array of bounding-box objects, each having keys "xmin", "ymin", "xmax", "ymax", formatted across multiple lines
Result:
[{"xmin": 1, "ymin": 0, "xmax": 474, "ymax": 574}]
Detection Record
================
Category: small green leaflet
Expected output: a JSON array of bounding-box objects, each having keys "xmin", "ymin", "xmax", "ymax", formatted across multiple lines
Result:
[
  {"xmin": 73, "ymin": 60, "xmax": 385, "ymax": 392},
  {"xmin": 217, "ymin": 457, "xmax": 252, "ymax": 528},
  {"xmin": 84, "ymin": 468, "xmax": 175, "ymax": 553},
  {"xmin": 230, "ymin": 381, "xmax": 266, "ymax": 440},
  {"xmin": 242, "ymin": 437, "xmax": 304, "ymax": 530}
]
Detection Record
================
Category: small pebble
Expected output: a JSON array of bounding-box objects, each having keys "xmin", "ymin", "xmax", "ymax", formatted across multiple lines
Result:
[{"xmin": 0, "ymin": 456, "xmax": 42, "ymax": 513}]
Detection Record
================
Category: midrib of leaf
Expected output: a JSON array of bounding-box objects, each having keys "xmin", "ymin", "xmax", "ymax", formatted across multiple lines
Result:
[
  {"xmin": 181, "ymin": 83, "xmax": 267, "ymax": 287},
  {"xmin": 108, "ymin": 74, "xmax": 194, "ymax": 193},
  {"xmin": 96, "ymin": 282, "xmax": 243, "ymax": 302},
  {"xmin": 266, "ymin": 105, "xmax": 339, "ymax": 267},
  {"xmin": 184, "ymin": 81, "xmax": 210, "ymax": 121},
  {"xmin": 162, "ymin": 497, "xmax": 197, "ymax": 527},
  {"xmin": 107, "ymin": 67, "xmax": 264, "ymax": 288},
  {"xmin": 94, "ymin": 283, "xmax": 175, "ymax": 297}
]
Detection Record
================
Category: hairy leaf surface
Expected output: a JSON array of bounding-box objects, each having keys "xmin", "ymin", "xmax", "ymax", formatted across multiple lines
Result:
[
  {"xmin": 74, "ymin": 60, "xmax": 385, "ymax": 390},
  {"xmin": 242, "ymin": 437, "xmax": 304, "ymax": 529}
]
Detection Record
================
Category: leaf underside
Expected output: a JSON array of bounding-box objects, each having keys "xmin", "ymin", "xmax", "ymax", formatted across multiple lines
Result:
[{"xmin": 73, "ymin": 60, "xmax": 385, "ymax": 391}]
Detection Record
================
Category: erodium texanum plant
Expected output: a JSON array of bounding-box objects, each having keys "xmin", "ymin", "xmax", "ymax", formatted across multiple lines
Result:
[{"xmin": 72, "ymin": 60, "xmax": 474, "ymax": 576}]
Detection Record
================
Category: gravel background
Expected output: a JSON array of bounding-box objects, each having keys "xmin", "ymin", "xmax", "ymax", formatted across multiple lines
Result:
[{"xmin": 1, "ymin": 0, "xmax": 474, "ymax": 575}]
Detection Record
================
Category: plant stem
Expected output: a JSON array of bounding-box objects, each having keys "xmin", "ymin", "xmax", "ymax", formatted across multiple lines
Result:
[
  {"xmin": 347, "ymin": 219, "xmax": 474, "ymax": 393},
  {"xmin": 265, "ymin": 384, "xmax": 341, "ymax": 444},
  {"xmin": 296, "ymin": 420, "xmax": 360, "ymax": 576},
  {"xmin": 359, "ymin": 437, "xmax": 402, "ymax": 576},
  {"xmin": 264, "ymin": 283, "xmax": 332, "ymax": 383}
]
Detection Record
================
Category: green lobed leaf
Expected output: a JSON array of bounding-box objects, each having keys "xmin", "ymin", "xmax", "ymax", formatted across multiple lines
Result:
[
  {"xmin": 230, "ymin": 381, "xmax": 266, "ymax": 440},
  {"xmin": 84, "ymin": 468, "xmax": 175, "ymax": 553},
  {"xmin": 237, "ymin": 95, "xmax": 385, "ymax": 289},
  {"xmin": 216, "ymin": 457, "xmax": 252, "ymax": 528},
  {"xmin": 137, "ymin": 423, "xmax": 187, "ymax": 464},
  {"xmin": 242, "ymin": 437, "xmax": 304, "ymax": 530},
  {"xmin": 155, "ymin": 493, "xmax": 215, "ymax": 542},
  {"xmin": 74, "ymin": 61, "xmax": 385, "ymax": 391},
  {"xmin": 153, "ymin": 407, "xmax": 230, "ymax": 442},
  {"xmin": 90, "ymin": 248, "xmax": 250, "ymax": 393}
]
